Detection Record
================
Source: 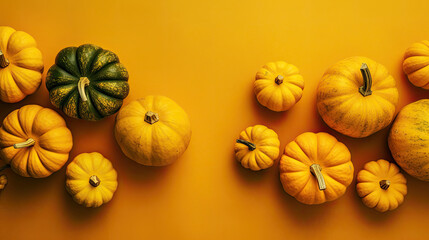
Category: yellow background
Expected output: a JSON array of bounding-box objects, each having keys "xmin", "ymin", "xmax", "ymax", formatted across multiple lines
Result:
[{"xmin": 1, "ymin": 0, "xmax": 428, "ymax": 239}]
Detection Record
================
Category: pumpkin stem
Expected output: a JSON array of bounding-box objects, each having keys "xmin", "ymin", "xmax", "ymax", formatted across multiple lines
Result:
[
  {"xmin": 379, "ymin": 179, "xmax": 391, "ymax": 190},
  {"xmin": 275, "ymin": 75, "xmax": 284, "ymax": 85},
  {"xmin": 144, "ymin": 111, "xmax": 159, "ymax": 124},
  {"xmin": 89, "ymin": 175, "xmax": 101, "ymax": 187},
  {"xmin": 359, "ymin": 63, "xmax": 373, "ymax": 97},
  {"xmin": 236, "ymin": 139, "xmax": 256, "ymax": 151},
  {"xmin": 310, "ymin": 164, "xmax": 326, "ymax": 190},
  {"xmin": 13, "ymin": 138, "xmax": 36, "ymax": 149},
  {"xmin": 0, "ymin": 50, "xmax": 9, "ymax": 68},
  {"xmin": 0, "ymin": 164, "xmax": 10, "ymax": 172},
  {"xmin": 78, "ymin": 77, "xmax": 90, "ymax": 102}
]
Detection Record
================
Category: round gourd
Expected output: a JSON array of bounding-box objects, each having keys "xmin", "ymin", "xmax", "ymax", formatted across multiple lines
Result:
[
  {"xmin": 403, "ymin": 40, "xmax": 429, "ymax": 89},
  {"xmin": 46, "ymin": 44, "xmax": 129, "ymax": 121},
  {"xmin": 317, "ymin": 56, "xmax": 398, "ymax": 138},
  {"xmin": 114, "ymin": 96, "xmax": 192, "ymax": 166},
  {"xmin": 234, "ymin": 125, "xmax": 280, "ymax": 171},
  {"xmin": 0, "ymin": 105, "xmax": 73, "ymax": 178},
  {"xmin": 279, "ymin": 132, "xmax": 354, "ymax": 205},
  {"xmin": 254, "ymin": 61, "xmax": 304, "ymax": 111},
  {"xmin": 357, "ymin": 160, "xmax": 407, "ymax": 212},
  {"xmin": 388, "ymin": 99, "xmax": 429, "ymax": 181},
  {"xmin": 0, "ymin": 26, "xmax": 44, "ymax": 103},
  {"xmin": 66, "ymin": 152, "xmax": 118, "ymax": 208}
]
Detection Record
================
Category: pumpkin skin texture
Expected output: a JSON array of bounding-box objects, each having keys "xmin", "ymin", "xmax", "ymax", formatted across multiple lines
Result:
[
  {"xmin": 403, "ymin": 40, "xmax": 429, "ymax": 89},
  {"xmin": 234, "ymin": 125, "xmax": 280, "ymax": 171},
  {"xmin": 46, "ymin": 44, "xmax": 129, "ymax": 121},
  {"xmin": 279, "ymin": 132, "xmax": 354, "ymax": 205},
  {"xmin": 0, "ymin": 26, "xmax": 44, "ymax": 103},
  {"xmin": 317, "ymin": 56, "xmax": 398, "ymax": 138},
  {"xmin": 254, "ymin": 61, "xmax": 304, "ymax": 112},
  {"xmin": 66, "ymin": 152, "xmax": 118, "ymax": 208},
  {"xmin": 357, "ymin": 160, "xmax": 407, "ymax": 212},
  {"xmin": 0, "ymin": 105, "xmax": 73, "ymax": 178},
  {"xmin": 114, "ymin": 96, "xmax": 192, "ymax": 166},
  {"xmin": 388, "ymin": 99, "xmax": 429, "ymax": 181}
]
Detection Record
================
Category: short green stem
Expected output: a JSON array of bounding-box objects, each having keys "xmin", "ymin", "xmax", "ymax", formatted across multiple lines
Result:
[
  {"xmin": 236, "ymin": 139, "xmax": 256, "ymax": 151},
  {"xmin": 13, "ymin": 138, "xmax": 36, "ymax": 149},
  {"xmin": 78, "ymin": 77, "xmax": 90, "ymax": 102},
  {"xmin": 359, "ymin": 63, "xmax": 373, "ymax": 97},
  {"xmin": 310, "ymin": 164, "xmax": 326, "ymax": 190}
]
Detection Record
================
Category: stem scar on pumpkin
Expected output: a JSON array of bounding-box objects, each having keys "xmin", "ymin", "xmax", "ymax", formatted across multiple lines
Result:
[
  {"xmin": 144, "ymin": 111, "xmax": 159, "ymax": 124},
  {"xmin": 236, "ymin": 139, "xmax": 256, "ymax": 151},
  {"xmin": 89, "ymin": 175, "xmax": 101, "ymax": 187},
  {"xmin": 78, "ymin": 77, "xmax": 90, "ymax": 102},
  {"xmin": 13, "ymin": 138, "xmax": 36, "ymax": 149},
  {"xmin": 275, "ymin": 75, "xmax": 284, "ymax": 85},
  {"xmin": 310, "ymin": 164, "xmax": 327, "ymax": 190},
  {"xmin": 359, "ymin": 63, "xmax": 373, "ymax": 96},
  {"xmin": 379, "ymin": 179, "xmax": 391, "ymax": 190},
  {"xmin": 0, "ymin": 49, "xmax": 9, "ymax": 68}
]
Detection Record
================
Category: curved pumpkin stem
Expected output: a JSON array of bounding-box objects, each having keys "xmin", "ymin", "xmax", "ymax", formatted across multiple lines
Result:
[
  {"xmin": 0, "ymin": 50, "xmax": 9, "ymax": 68},
  {"xmin": 144, "ymin": 111, "xmax": 159, "ymax": 124},
  {"xmin": 310, "ymin": 164, "xmax": 326, "ymax": 190},
  {"xmin": 275, "ymin": 75, "xmax": 284, "ymax": 85},
  {"xmin": 359, "ymin": 63, "xmax": 373, "ymax": 97},
  {"xmin": 379, "ymin": 179, "xmax": 391, "ymax": 190},
  {"xmin": 0, "ymin": 164, "xmax": 10, "ymax": 172},
  {"xmin": 89, "ymin": 175, "xmax": 101, "ymax": 187},
  {"xmin": 236, "ymin": 139, "xmax": 256, "ymax": 151},
  {"xmin": 78, "ymin": 77, "xmax": 90, "ymax": 102},
  {"xmin": 13, "ymin": 138, "xmax": 36, "ymax": 149}
]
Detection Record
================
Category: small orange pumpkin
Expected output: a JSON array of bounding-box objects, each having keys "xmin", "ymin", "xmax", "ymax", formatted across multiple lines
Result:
[{"xmin": 403, "ymin": 40, "xmax": 429, "ymax": 89}]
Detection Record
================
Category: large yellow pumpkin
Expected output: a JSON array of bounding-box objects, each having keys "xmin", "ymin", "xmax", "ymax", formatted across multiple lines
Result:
[
  {"xmin": 388, "ymin": 99, "xmax": 429, "ymax": 181},
  {"xmin": 254, "ymin": 61, "xmax": 304, "ymax": 112},
  {"xmin": 0, "ymin": 105, "xmax": 73, "ymax": 178},
  {"xmin": 357, "ymin": 160, "xmax": 407, "ymax": 212},
  {"xmin": 279, "ymin": 132, "xmax": 354, "ymax": 205},
  {"xmin": 114, "ymin": 96, "xmax": 192, "ymax": 166},
  {"xmin": 0, "ymin": 26, "xmax": 44, "ymax": 103},
  {"xmin": 234, "ymin": 125, "xmax": 280, "ymax": 171},
  {"xmin": 317, "ymin": 56, "xmax": 398, "ymax": 138},
  {"xmin": 403, "ymin": 40, "xmax": 429, "ymax": 89}
]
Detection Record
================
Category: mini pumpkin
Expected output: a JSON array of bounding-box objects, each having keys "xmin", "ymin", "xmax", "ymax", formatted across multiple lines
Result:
[
  {"xmin": 388, "ymin": 99, "xmax": 429, "ymax": 181},
  {"xmin": 0, "ymin": 26, "xmax": 44, "ymax": 103},
  {"xmin": 234, "ymin": 125, "xmax": 280, "ymax": 171},
  {"xmin": 115, "ymin": 96, "xmax": 192, "ymax": 166},
  {"xmin": 357, "ymin": 160, "xmax": 407, "ymax": 212},
  {"xmin": 0, "ymin": 105, "xmax": 73, "ymax": 178},
  {"xmin": 403, "ymin": 40, "xmax": 429, "ymax": 89},
  {"xmin": 46, "ymin": 44, "xmax": 129, "ymax": 121},
  {"xmin": 254, "ymin": 61, "xmax": 304, "ymax": 112},
  {"xmin": 279, "ymin": 132, "xmax": 354, "ymax": 205},
  {"xmin": 317, "ymin": 56, "xmax": 398, "ymax": 138},
  {"xmin": 66, "ymin": 152, "xmax": 118, "ymax": 208}
]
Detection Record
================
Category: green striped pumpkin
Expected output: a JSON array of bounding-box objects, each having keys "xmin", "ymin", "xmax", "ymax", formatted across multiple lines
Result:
[{"xmin": 46, "ymin": 44, "xmax": 129, "ymax": 121}]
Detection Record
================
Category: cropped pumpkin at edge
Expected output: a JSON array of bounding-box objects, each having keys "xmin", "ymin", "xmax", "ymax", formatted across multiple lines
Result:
[
  {"xmin": 316, "ymin": 56, "xmax": 398, "ymax": 138},
  {"xmin": 66, "ymin": 152, "xmax": 118, "ymax": 208},
  {"xmin": 0, "ymin": 105, "xmax": 73, "ymax": 178},
  {"xmin": 114, "ymin": 95, "xmax": 192, "ymax": 166},
  {"xmin": 234, "ymin": 125, "xmax": 280, "ymax": 171},
  {"xmin": 45, "ymin": 44, "xmax": 129, "ymax": 121},
  {"xmin": 403, "ymin": 40, "xmax": 429, "ymax": 89},
  {"xmin": 356, "ymin": 159, "xmax": 407, "ymax": 212},
  {"xmin": 0, "ymin": 26, "xmax": 44, "ymax": 103},
  {"xmin": 254, "ymin": 61, "xmax": 304, "ymax": 112},
  {"xmin": 279, "ymin": 132, "xmax": 354, "ymax": 205}
]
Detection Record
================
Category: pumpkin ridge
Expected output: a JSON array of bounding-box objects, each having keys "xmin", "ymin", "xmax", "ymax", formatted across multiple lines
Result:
[
  {"xmin": 18, "ymin": 105, "xmax": 44, "ymax": 136},
  {"xmin": 59, "ymin": 87, "xmax": 78, "ymax": 114},
  {"xmin": 84, "ymin": 48, "xmax": 104, "ymax": 78},
  {"xmin": 8, "ymin": 65, "xmax": 42, "ymax": 93},
  {"xmin": 90, "ymin": 83, "xmax": 123, "ymax": 100},
  {"xmin": 294, "ymin": 175, "xmax": 312, "ymax": 198},
  {"xmin": 89, "ymin": 62, "xmax": 121, "ymax": 80},
  {"xmin": 27, "ymin": 147, "xmax": 50, "ymax": 178},
  {"xmin": 87, "ymin": 87, "xmax": 118, "ymax": 117}
]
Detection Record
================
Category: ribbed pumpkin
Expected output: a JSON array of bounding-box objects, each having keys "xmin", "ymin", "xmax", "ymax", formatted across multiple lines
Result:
[
  {"xmin": 357, "ymin": 160, "xmax": 407, "ymax": 212},
  {"xmin": 317, "ymin": 56, "xmax": 398, "ymax": 138},
  {"xmin": 0, "ymin": 26, "xmax": 44, "ymax": 103},
  {"xmin": 389, "ymin": 99, "xmax": 429, "ymax": 181},
  {"xmin": 403, "ymin": 40, "xmax": 429, "ymax": 89},
  {"xmin": 46, "ymin": 44, "xmax": 129, "ymax": 121},
  {"xmin": 0, "ymin": 105, "xmax": 73, "ymax": 178},
  {"xmin": 234, "ymin": 125, "xmax": 280, "ymax": 171},
  {"xmin": 254, "ymin": 61, "xmax": 304, "ymax": 111},
  {"xmin": 114, "ymin": 96, "xmax": 192, "ymax": 166},
  {"xmin": 279, "ymin": 132, "xmax": 354, "ymax": 205},
  {"xmin": 66, "ymin": 152, "xmax": 118, "ymax": 208}
]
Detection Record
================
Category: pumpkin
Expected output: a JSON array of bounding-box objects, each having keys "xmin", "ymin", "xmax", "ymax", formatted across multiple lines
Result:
[
  {"xmin": 115, "ymin": 96, "xmax": 192, "ymax": 166},
  {"xmin": 316, "ymin": 56, "xmax": 398, "ymax": 138},
  {"xmin": 0, "ymin": 105, "xmax": 73, "ymax": 178},
  {"xmin": 0, "ymin": 174, "xmax": 7, "ymax": 190},
  {"xmin": 388, "ymin": 99, "xmax": 429, "ymax": 181},
  {"xmin": 234, "ymin": 125, "xmax": 280, "ymax": 171},
  {"xmin": 403, "ymin": 40, "xmax": 429, "ymax": 89},
  {"xmin": 254, "ymin": 61, "xmax": 304, "ymax": 111},
  {"xmin": 279, "ymin": 132, "xmax": 354, "ymax": 205},
  {"xmin": 66, "ymin": 152, "xmax": 118, "ymax": 208},
  {"xmin": 356, "ymin": 160, "xmax": 407, "ymax": 212},
  {"xmin": 46, "ymin": 44, "xmax": 129, "ymax": 121},
  {"xmin": 0, "ymin": 26, "xmax": 44, "ymax": 103}
]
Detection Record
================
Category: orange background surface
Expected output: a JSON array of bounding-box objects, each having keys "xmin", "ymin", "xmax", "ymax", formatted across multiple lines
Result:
[{"xmin": 0, "ymin": 0, "xmax": 428, "ymax": 239}]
